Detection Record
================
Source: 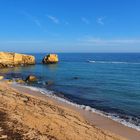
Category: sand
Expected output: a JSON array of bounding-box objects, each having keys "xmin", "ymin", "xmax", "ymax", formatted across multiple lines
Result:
[{"xmin": 0, "ymin": 81, "xmax": 134, "ymax": 140}]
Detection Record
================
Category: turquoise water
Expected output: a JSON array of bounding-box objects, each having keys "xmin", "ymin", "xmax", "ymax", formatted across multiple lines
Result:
[{"xmin": 1, "ymin": 53, "xmax": 140, "ymax": 129}]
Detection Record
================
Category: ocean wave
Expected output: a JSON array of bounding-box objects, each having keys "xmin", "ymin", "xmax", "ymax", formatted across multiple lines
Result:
[
  {"xmin": 88, "ymin": 60, "xmax": 140, "ymax": 65},
  {"xmin": 14, "ymin": 84, "xmax": 140, "ymax": 131}
]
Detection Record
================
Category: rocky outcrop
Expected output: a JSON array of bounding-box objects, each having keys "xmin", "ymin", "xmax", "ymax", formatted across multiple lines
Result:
[
  {"xmin": 0, "ymin": 52, "xmax": 35, "ymax": 68},
  {"xmin": 25, "ymin": 75, "xmax": 37, "ymax": 82},
  {"xmin": 42, "ymin": 54, "xmax": 59, "ymax": 64}
]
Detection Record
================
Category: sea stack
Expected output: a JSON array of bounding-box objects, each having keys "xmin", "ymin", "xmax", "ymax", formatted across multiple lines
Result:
[
  {"xmin": 42, "ymin": 54, "xmax": 59, "ymax": 64},
  {"xmin": 0, "ymin": 52, "xmax": 35, "ymax": 68}
]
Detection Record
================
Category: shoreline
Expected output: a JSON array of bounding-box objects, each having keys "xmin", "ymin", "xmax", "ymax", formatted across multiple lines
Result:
[
  {"xmin": 10, "ymin": 82, "xmax": 140, "ymax": 140},
  {"xmin": 0, "ymin": 81, "xmax": 128, "ymax": 140}
]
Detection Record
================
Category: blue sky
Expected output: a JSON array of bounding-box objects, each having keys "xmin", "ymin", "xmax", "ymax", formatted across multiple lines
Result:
[{"xmin": 0, "ymin": 0, "xmax": 140, "ymax": 53}]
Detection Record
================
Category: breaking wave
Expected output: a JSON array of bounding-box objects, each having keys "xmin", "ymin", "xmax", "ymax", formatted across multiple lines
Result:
[{"xmin": 88, "ymin": 60, "xmax": 140, "ymax": 65}]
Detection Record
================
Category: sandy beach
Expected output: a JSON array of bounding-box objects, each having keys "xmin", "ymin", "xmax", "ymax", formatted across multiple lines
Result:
[
  {"xmin": 0, "ymin": 81, "xmax": 131, "ymax": 140},
  {"xmin": 12, "ymin": 82, "xmax": 140, "ymax": 140}
]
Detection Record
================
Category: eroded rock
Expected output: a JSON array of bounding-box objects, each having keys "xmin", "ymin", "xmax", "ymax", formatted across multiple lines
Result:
[
  {"xmin": 0, "ymin": 52, "xmax": 35, "ymax": 68},
  {"xmin": 42, "ymin": 54, "xmax": 58, "ymax": 64},
  {"xmin": 25, "ymin": 75, "xmax": 37, "ymax": 82}
]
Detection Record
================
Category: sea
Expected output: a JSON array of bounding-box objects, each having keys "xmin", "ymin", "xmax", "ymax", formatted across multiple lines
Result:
[{"xmin": 1, "ymin": 53, "xmax": 140, "ymax": 130}]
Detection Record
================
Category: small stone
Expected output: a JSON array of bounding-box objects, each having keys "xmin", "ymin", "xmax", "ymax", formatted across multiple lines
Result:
[
  {"xmin": 7, "ymin": 79, "xmax": 14, "ymax": 84},
  {"xmin": 16, "ymin": 79, "xmax": 25, "ymax": 84}
]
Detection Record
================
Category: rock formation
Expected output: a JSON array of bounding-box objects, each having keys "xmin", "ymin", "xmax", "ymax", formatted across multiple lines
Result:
[
  {"xmin": 25, "ymin": 75, "xmax": 37, "ymax": 82},
  {"xmin": 42, "ymin": 54, "xmax": 59, "ymax": 64},
  {"xmin": 0, "ymin": 52, "xmax": 35, "ymax": 68}
]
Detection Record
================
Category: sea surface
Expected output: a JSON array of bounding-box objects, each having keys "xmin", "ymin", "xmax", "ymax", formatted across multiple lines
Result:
[{"xmin": 1, "ymin": 53, "xmax": 140, "ymax": 130}]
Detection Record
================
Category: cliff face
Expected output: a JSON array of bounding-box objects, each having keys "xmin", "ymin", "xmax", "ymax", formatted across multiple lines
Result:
[
  {"xmin": 0, "ymin": 52, "xmax": 35, "ymax": 68},
  {"xmin": 42, "ymin": 54, "xmax": 59, "ymax": 64}
]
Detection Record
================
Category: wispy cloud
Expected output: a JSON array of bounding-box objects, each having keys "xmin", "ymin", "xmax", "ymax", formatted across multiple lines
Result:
[
  {"xmin": 47, "ymin": 15, "xmax": 59, "ymax": 24},
  {"xmin": 22, "ymin": 11, "xmax": 42, "ymax": 28},
  {"xmin": 81, "ymin": 17, "xmax": 90, "ymax": 24},
  {"xmin": 78, "ymin": 37, "xmax": 140, "ymax": 46},
  {"xmin": 34, "ymin": 19, "xmax": 41, "ymax": 28},
  {"xmin": 97, "ymin": 17, "xmax": 105, "ymax": 25}
]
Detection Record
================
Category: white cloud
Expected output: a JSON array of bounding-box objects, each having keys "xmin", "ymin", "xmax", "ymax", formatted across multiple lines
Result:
[
  {"xmin": 81, "ymin": 17, "xmax": 90, "ymax": 24},
  {"xmin": 97, "ymin": 17, "xmax": 105, "ymax": 25},
  {"xmin": 47, "ymin": 15, "xmax": 59, "ymax": 24}
]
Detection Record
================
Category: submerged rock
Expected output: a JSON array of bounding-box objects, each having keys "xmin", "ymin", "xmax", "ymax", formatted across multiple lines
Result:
[
  {"xmin": 42, "ymin": 54, "xmax": 59, "ymax": 64},
  {"xmin": 45, "ymin": 80, "xmax": 54, "ymax": 86},
  {"xmin": 0, "ymin": 52, "xmax": 35, "ymax": 68},
  {"xmin": 26, "ymin": 75, "xmax": 37, "ymax": 82},
  {"xmin": 15, "ymin": 79, "xmax": 25, "ymax": 84},
  {"xmin": 73, "ymin": 77, "xmax": 79, "ymax": 80}
]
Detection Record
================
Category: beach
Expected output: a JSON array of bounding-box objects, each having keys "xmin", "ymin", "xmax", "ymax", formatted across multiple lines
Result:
[
  {"xmin": 0, "ymin": 81, "xmax": 126, "ymax": 140},
  {"xmin": 0, "ymin": 81, "xmax": 139, "ymax": 140},
  {"xmin": 1, "ymin": 0, "xmax": 140, "ymax": 139}
]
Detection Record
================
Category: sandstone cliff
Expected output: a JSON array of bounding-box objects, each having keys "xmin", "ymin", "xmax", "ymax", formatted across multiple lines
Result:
[
  {"xmin": 0, "ymin": 52, "xmax": 35, "ymax": 68},
  {"xmin": 42, "ymin": 54, "xmax": 59, "ymax": 64}
]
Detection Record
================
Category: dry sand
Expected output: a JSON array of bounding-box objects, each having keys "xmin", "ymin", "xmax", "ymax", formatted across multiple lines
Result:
[{"xmin": 0, "ymin": 81, "xmax": 133, "ymax": 140}]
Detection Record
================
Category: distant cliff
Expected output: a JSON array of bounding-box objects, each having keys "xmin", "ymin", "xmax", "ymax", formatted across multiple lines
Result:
[{"xmin": 0, "ymin": 52, "xmax": 35, "ymax": 68}]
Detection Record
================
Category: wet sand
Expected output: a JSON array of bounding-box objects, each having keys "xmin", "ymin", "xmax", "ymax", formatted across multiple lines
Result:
[{"xmin": 0, "ymin": 81, "xmax": 138, "ymax": 140}]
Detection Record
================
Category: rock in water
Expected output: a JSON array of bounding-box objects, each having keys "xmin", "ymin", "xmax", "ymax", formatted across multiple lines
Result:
[
  {"xmin": 45, "ymin": 80, "xmax": 54, "ymax": 86},
  {"xmin": 15, "ymin": 79, "xmax": 25, "ymax": 84},
  {"xmin": 26, "ymin": 75, "xmax": 37, "ymax": 82},
  {"xmin": 0, "ymin": 52, "xmax": 35, "ymax": 68},
  {"xmin": 73, "ymin": 77, "xmax": 79, "ymax": 80},
  {"xmin": 42, "ymin": 54, "xmax": 58, "ymax": 64},
  {"xmin": 0, "ymin": 76, "xmax": 4, "ymax": 80}
]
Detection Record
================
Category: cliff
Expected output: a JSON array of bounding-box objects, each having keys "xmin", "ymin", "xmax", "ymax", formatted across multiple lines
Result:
[{"xmin": 0, "ymin": 52, "xmax": 35, "ymax": 68}]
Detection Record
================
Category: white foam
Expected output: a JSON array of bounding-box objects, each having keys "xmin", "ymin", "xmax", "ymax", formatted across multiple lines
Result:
[
  {"xmin": 88, "ymin": 60, "xmax": 96, "ymax": 63},
  {"xmin": 88, "ymin": 60, "xmax": 140, "ymax": 65},
  {"xmin": 14, "ymin": 84, "xmax": 140, "ymax": 131}
]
